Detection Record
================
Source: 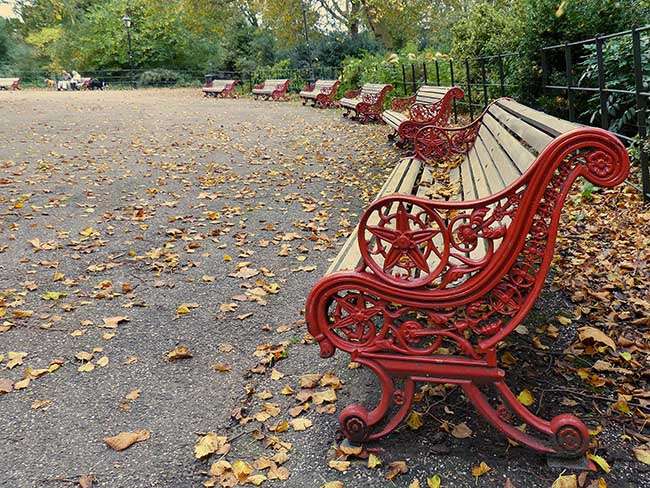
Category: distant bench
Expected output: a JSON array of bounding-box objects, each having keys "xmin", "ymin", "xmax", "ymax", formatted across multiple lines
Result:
[
  {"xmin": 0, "ymin": 78, "xmax": 21, "ymax": 90},
  {"xmin": 339, "ymin": 83, "xmax": 393, "ymax": 123},
  {"xmin": 299, "ymin": 79, "xmax": 340, "ymax": 108},
  {"xmin": 202, "ymin": 79, "xmax": 238, "ymax": 98},
  {"xmin": 382, "ymin": 85, "xmax": 464, "ymax": 146},
  {"xmin": 252, "ymin": 79, "xmax": 291, "ymax": 101}
]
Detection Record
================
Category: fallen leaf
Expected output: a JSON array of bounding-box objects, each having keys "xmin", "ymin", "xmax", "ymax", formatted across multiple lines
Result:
[
  {"xmin": 578, "ymin": 326, "xmax": 616, "ymax": 351},
  {"xmin": 471, "ymin": 461, "xmax": 490, "ymax": 478},
  {"xmin": 451, "ymin": 422, "xmax": 472, "ymax": 439},
  {"xmin": 633, "ymin": 446, "xmax": 650, "ymax": 465},
  {"xmin": 166, "ymin": 345, "xmax": 192, "ymax": 361},
  {"xmin": 79, "ymin": 474, "xmax": 94, "ymax": 488},
  {"xmin": 386, "ymin": 461, "xmax": 408, "ymax": 480},
  {"xmin": 368, "ymin": 453, "xmax": 382, "ymax": 469},
  {"xmin": 551, "ymin": 474, "xmax": 577, "ymax": 488},
  {"xmin": 194, "ymin": 433, "xmax": 230, "ymax": 459},
  {"xmin": 328, "ymin": 460, "xmax": 350, "ymax": 472},
  {"xmin": 588, "ymin": 453, "xmax": 611, "ymax": 473},
  {"xmin": 104, "ymin": 430, "xmax": 150, "ymax": 451},
  {"xmin": 290, "ymin": 417, "xmax": 312, "ymax": 431},
  {"xmin": 407, "ymin": 411, "xmax": 423, "ymax": 430},
  {"xmin": 517, "ymin": 389, "xmax": 535, "ymax": 407},
  {"xmin": 427, "ymin": 474, "xmax": 441, "ymax": 488}
]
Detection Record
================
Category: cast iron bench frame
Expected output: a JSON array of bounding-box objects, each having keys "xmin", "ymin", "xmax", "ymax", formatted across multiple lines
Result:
[
  {"xmin": 339, "ymin": 84, "xmax": 394, "ymax": 123},
  {"xmin": 252, "ymin": 79, "xmax": 291, "ymax": 101},
  {"xmin": 202, "ymin": 79, "xmax": 238, "ymax": 98},
  {"xmin": 306, "ymin": 97, "xmax": 629, "ymax": 458},
  {"xmin": 299, "ymin": 79, "xmax": 341, "ymax": 108}
]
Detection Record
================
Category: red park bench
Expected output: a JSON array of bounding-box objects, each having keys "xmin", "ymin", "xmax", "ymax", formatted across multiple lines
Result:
[
  {"xmin": 202, "ymin": 79, "xmax": 238, "ymax": 98},
  {"xmin": 252, "ymin": 79, "xmax": 291, "ymax": 101},
  {"xmin": 0, "ymin": 78, "xmax": 21, "ymax": 90},
  {"xmin": 382, "ymin": 85, "xmax": 464, "ymax": 147},
  {"xmin": 305, "ymin": 97, "xmax": 629, "ymax": 458},
  {"xmin": 299, "ymin": 79, "xmax": 341, "ymax": 108},
  {"xmin": 339, "ymin": 83, "xmax": 394, "ymax": 123}
]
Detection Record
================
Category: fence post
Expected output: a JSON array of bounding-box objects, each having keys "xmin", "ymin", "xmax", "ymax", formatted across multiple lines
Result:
[
  {"xmin": 423, "ymin": 62, "xmax": 428, "ymax": 85},
  {"xmin": 480, "ymin": 58, "xmax": 488, "ymax": 108},
  {"xmin": 498, "ymin": 55, "xmax": 505, "ymax": 97},
  {"xmin": 401, "ymin": 64, "xmax": 407, "ymax": 95},
  {"xmin": 632, "ymin": 27, "xmax": 649, "ymax": 201},
  {"xmin": 564, "ymin": 42, "xmax": 575, "ymax": 122},
  {"xmin": 450, "ymin": 59, "xmax": 457, "ymax": 123},
  {"xmin": 595, "ymin": 35, "xmax": 609, "ymax": 130},
  {"xmin": 541, "ymin": 49, "xmax": 548, "ymax": 96},
  {"xmin": 465, "ymin": 59, "xmax": 474, "ymax": 120},
  {"xmin": 435, "ymin": 60, "xmax": 440, "ymax": 86},
  {"xmin": 411, "ymin": 63, "xmax": 417, "ymax": 94}
]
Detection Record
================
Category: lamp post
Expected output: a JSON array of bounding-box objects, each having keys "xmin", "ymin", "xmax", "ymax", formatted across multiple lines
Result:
[
  {"xmin": 122, "ymin": 14, "xmax": 135, "ymax": 88},
  {"xmin": 300, "ymin": 0, "xmax": 314, "ymax": 84}
]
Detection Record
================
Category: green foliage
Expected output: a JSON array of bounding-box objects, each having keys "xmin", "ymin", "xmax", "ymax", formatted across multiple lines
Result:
[
  {"xmin": 578, "ymin": 36, "xmax": 650, "ymax": 135},
  {"xmin": 137, "ymin": 68, "xmax": 189, "ymax": 87}
]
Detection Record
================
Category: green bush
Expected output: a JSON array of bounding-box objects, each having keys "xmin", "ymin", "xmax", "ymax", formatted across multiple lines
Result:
[{"xmin": 138, "ymin": 68, "xmax": 184, "ymax": 87}]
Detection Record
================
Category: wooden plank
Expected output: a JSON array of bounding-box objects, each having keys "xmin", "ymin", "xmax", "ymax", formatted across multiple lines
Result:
[
  {"xmin": 497, "ymin": 98, "xmax": 579, "ymax": 137},
  {"xmin": 488, "ymin": 104, "xmax": 553, "ymax": 154},
  {"xmin": 481, "ymin": 114, "xmax": 535, "ymax": 176}
]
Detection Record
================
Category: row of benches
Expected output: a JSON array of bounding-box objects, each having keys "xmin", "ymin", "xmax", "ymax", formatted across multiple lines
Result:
[{"xmin": 302, "ymin": 82, "xmax": 631, "ymax": 460}]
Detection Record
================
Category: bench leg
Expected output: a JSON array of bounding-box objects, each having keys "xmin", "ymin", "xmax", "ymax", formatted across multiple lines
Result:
[
  {"xmin": 339, "ymin": 356, "xmax": 415, "ymax": 443},
  {"xmin": 463, "ymin": 380, "xmax": 590, "ymax": 458}
]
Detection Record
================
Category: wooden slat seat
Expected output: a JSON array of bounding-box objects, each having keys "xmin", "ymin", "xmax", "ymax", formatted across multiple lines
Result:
[
  {"xmin": 381, "ymin": 86, "xmax": 464, "ymax": 145},
  {"xmin": 252, "ymin": 79, "xmax": 290, "ymax": 101},
  {"xmin": 299, "ymin": 79, "xmax": 340, "ymax": 108},
  {"xmin": 202, "ymin": 79, "xmax": 238, "ymax": 98},
  {"xmin": 306, "ymin": 96, "xmax": 629, "ymax": 457},
  {"xmin": 339, "ymin": 83, "xmax": 393, "ymax": 123}
]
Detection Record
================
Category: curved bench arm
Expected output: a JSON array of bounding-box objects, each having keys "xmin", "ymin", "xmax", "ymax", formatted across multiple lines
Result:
[
  {"xmin": 413, "ymin": 118, "xmax": 483, "ymax": 161},
  {"xmin": 254, "ymin": 82, "xmax": 264, "ymax": 90},
  {"xmin": 304, "ymin": 82, "xmax": 315, "ymax": 92},
  {"xmin": 349, "ymin": 128, "xmax": 628, "ymax": 347},
  {"xmin": 391, "ymin": 95, "xmax": 416, "ymax": 112}
]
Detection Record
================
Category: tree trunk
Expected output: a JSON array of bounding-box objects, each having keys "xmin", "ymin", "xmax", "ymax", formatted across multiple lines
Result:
[{"xmin": 349, "ymin": 0, "xmax": 360, "ymax": 38}]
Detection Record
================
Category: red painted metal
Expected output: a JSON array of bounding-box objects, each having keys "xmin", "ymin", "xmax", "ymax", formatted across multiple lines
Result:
[
  {"xmin": 305, "ymin": 125, "xmax": 629, "ymax": 457},
  {"xmin": 253, "ymin": 80, "xmax": 291, "ymax": 101},
  {"xmin": 203, "ymin": 80, "xmax": 239, "ymax": 99},
  {"xmin": 343, "ymin": 85, "xmax": 394, "ymax": 123},
  {"xmin": 392, "ymin": 87, "xmax": 465, "ymax": 145},
  {"xmin": 300, "ymin": 80, "xmax": 341, "ymax": 108}
]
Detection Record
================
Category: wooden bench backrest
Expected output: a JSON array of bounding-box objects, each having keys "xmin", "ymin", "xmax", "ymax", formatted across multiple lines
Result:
[
  {"xmin": 414, "ymin": 85, "xmax": 457, "ymax": 105},
  {"xmin": 459, "ymin": 98, "xmax": 580, "ymax": 201},
  {"xmin": 359, "ymin": 83, "xmax": 391, "ymax": 97},
  {"xmin": 211, "ymin": 79, "xmax": 236, "ymax": 87},
  {"xmin": 313, "ymin": 80, "xmax": 338, "ymax": 90},
  {"xmin": 264, "ymin": 79, "xmax": 289, "ymax": 88}
]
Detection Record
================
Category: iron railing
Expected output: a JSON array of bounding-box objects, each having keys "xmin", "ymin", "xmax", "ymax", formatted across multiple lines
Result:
[{"xmin": 398, "ymin": 27, "xmax": 650, "ymax": 201}]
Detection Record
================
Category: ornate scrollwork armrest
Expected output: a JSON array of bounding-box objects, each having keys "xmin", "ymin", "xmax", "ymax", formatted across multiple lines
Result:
[
  {"xmin": 254, "ymin": 82, "xmax": 264, "ymax": 90},
  {"xmin": 391, "ymin": 95, "xmax": 416, "ymax": 112},
  {"xmin": 414, "ymin": 117, "xmax": 483, "ymax": 161},
  {"xmin": 305, "ymin": 82, "xmax": 315, "ymax": 92},
  {"xmin": 356, "ymin": 193, "xmax": 518, "ymax": 290}
]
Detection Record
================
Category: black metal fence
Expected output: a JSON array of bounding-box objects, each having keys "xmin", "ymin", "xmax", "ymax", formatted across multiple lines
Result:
[{"xmin": 397, "ymin": 26, "xmax": 650, "ymax": 201}]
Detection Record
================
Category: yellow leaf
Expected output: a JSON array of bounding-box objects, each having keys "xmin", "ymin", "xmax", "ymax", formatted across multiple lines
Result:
[
  {"xmin": 427, "ymin": 474, "xmax": 441, "ymax": 488},
  {"xmin": 194, "ymin": 433, "xmax": 230, "ymax": 459},
  {"xmin": 408, "ymin": 481, "xmax": 421, "ymax": 488},
  {"xmin": 321, "ymin": 482, "xmax": 344, "ymax": 488},
  {"xmin": 328, "ymin": 460, "xmax": 350, "ymax": 472},
  {"xmin": 14, "ymin": 377, "xmax": 30, "ymax": 390},
  {"xmin": 79, "ymin": 227, "xmax": 95, "ymax": 237},
  {"xmin": 166, "ymin": 345, "xmax": 192, "ymax": 361},
  {"xmin": 247, "ymin": 474, "xmax": 266, "ymax": 486},
  {"xmin": 551, "ymin": 474, "xmax": 577, "ymax": 488},
  {"xmin": 517, "ymin": 389, "xmax": 535, "ymax": 407},
  {"xmin": 270, "ymin": 369, "xmax": 284, "ymax": 380},
  {"xmin": 6, "ymin": 351, "xmax": 27, "ymax": 369},
  {"xmin": 406, "ymin": 411, "xmax": 423, "ymax": 430},
  {"xmin": 290, "ymin": 417, "xmax": 312, "ymax": 431},
  {"xmin": 104, "ymin": 430, "xmax": 150, "ymax": 451},
  {"xmin": 97, "ymin": 356, "xmax": 109, "ymax": 368},
  {"xmin": 588, "ymin": 453, "xmax": 611, "ymax": 473},
  {"xmin": 633, "ymin": 446, "xmax": 650, "ymax": 465},
  {"xmin": 176, "ymin": 304, "xmax": 190, "ymax": 315},
  {"xmin": 78, "ymin": 362, "xmax": 95, "ymax": 373},
  {"xmin": 232, "ymin": 460, "xmax": 253, "ymax": 481},
  {"xmin": 471, "ymin": 461, "xmax": 490, "ymax": 478},
  {"xmin": 367, "ymin": 453, "xmax": 382, "ymax": 469}
]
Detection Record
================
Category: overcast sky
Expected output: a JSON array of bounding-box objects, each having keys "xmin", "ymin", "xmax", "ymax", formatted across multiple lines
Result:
[{"xmin": 0, "ymin": 0, "xmax": 16, "ymax": 18}]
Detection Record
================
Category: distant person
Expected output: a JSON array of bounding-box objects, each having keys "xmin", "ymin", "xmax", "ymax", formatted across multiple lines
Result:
[
  {"xmin": 71, "ymin": 70, "xmax": 82, "ymax": 90},
  {"xmin": 57, "ymin": 71, "xmax": 71, "ymax": 91}
]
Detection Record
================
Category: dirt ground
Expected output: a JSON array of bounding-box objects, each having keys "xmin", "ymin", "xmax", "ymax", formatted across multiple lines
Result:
[{"xmin": 0, "ymin": 89, "xmax": 646, "ymax": 488}]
